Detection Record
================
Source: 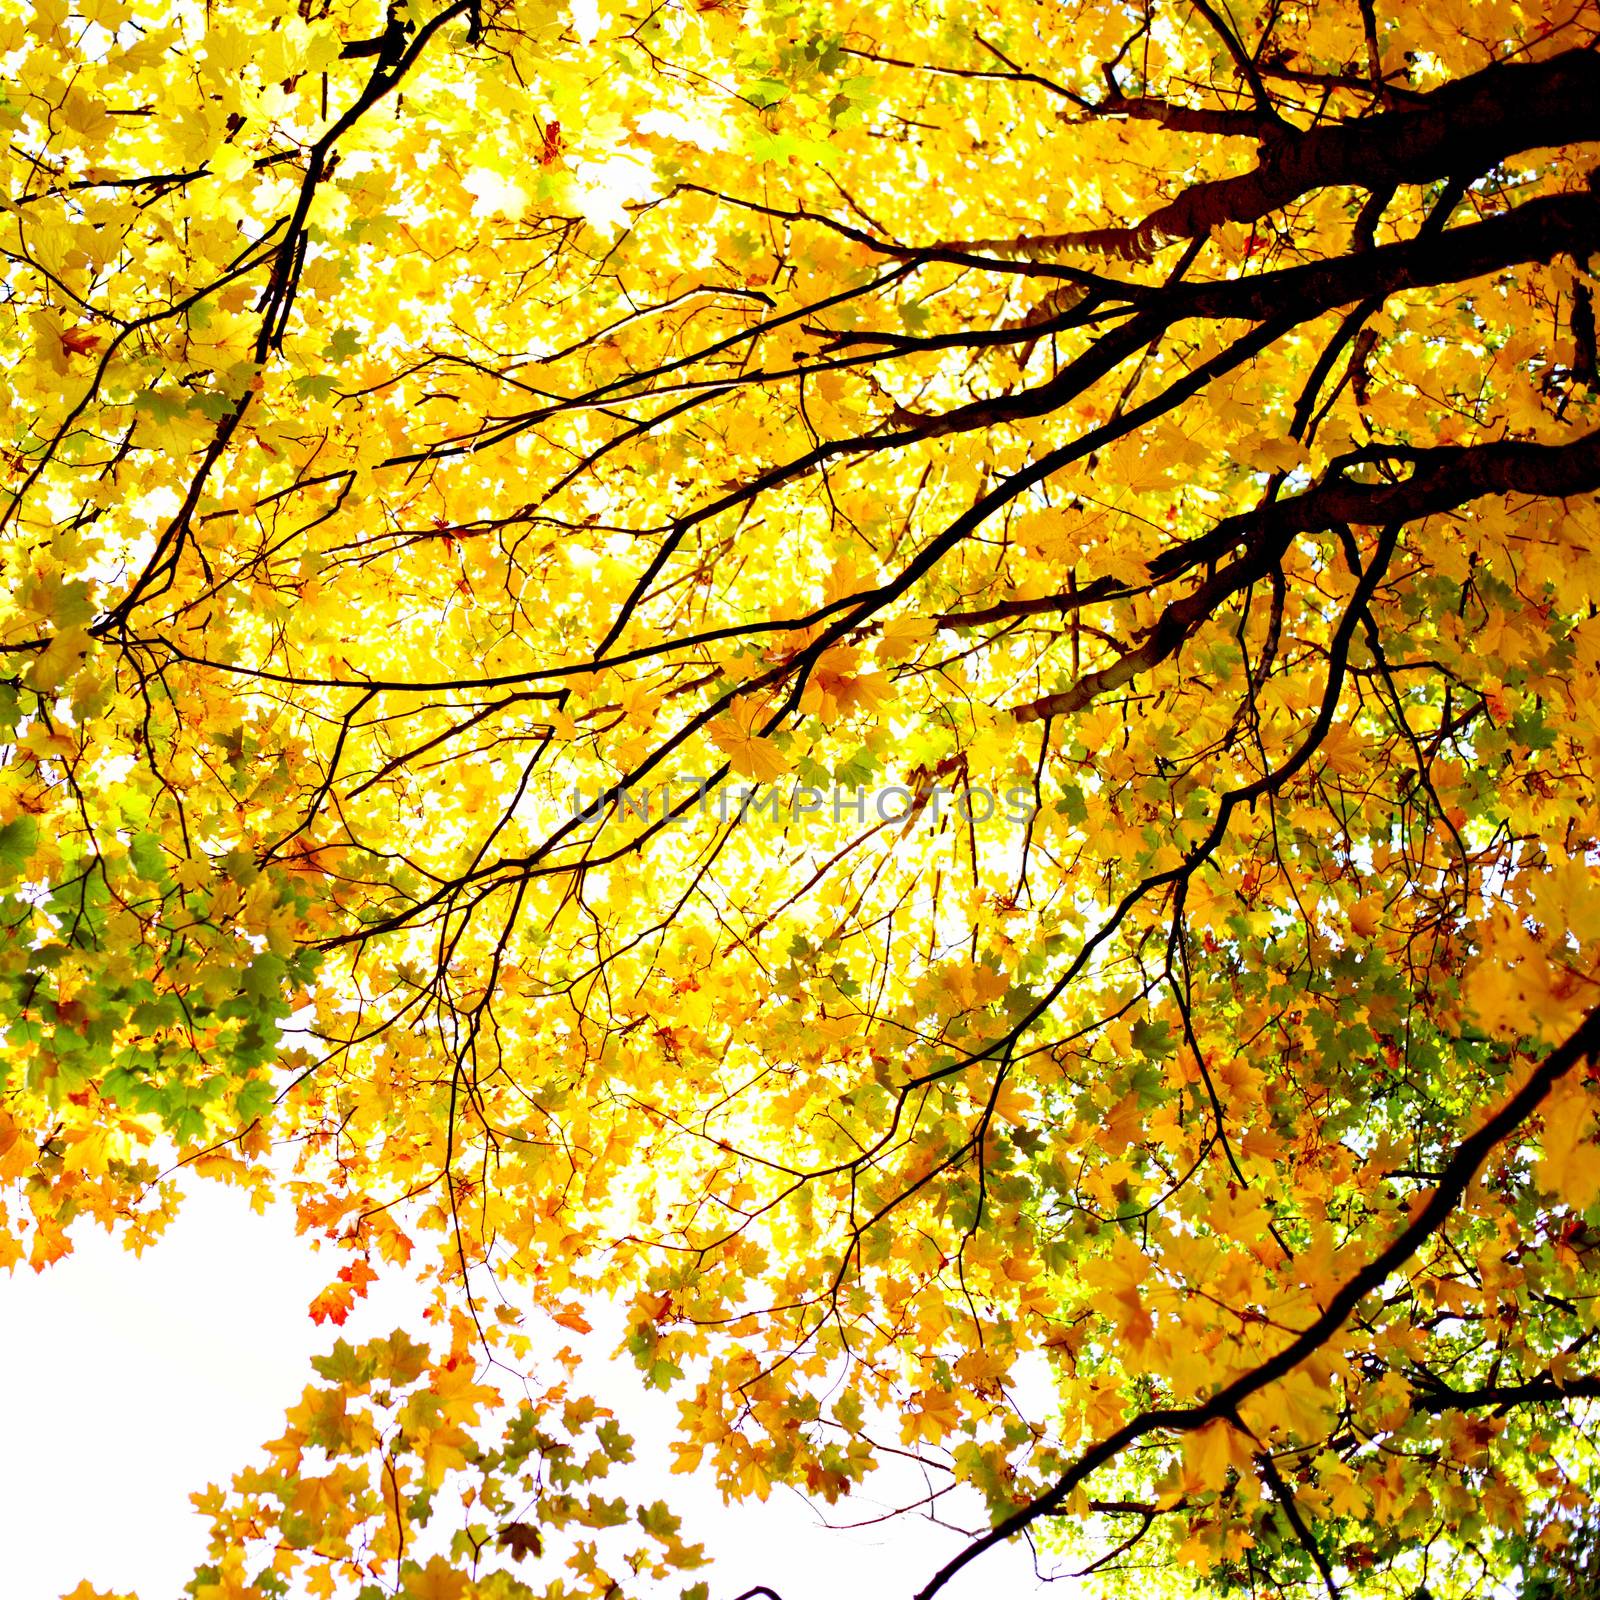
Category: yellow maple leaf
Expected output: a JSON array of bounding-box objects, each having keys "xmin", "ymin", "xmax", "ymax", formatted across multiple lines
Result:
[
  {"xmin": 878, "ymin": 615, "xmax": 934, "ymax": 662},
  {"xmin": 1538, "ymin": 1084, "xmax": 1600, "ymax": 1209},
  {"xmin": 708, "ymin": 711, "xmax": 790, "ymax": 781},
  {"xmin": 400, "ymin": 1557, "xmax": 471, "ymax": 1600},
  {"xmin": 1181, "ymin": 1418, "xmax": 1254, "ymax": 1491}
]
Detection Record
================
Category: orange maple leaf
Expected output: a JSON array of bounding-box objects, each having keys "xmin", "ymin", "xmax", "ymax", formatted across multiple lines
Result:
[{"xmin": 59, "ymin": 327, "xmax": 103, "ymax": 358}]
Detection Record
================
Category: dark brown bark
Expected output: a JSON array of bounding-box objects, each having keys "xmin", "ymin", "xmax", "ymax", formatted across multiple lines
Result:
[
  {"xmin": 906, "ymin": 190, "xmax": 1600, "ymax": 445},
  {"xmin": 1154, "ymin": 425, "xmax": 1600, "ymax": 581},
  {"xmin": 917, "ymin": 49, "xmax": 1600, "ymax": 261}
]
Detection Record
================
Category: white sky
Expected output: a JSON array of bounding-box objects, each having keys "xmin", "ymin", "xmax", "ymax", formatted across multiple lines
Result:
[{"xmin": 1, "ymin": 1178, "xmax": 1074, "ymax": 1600}]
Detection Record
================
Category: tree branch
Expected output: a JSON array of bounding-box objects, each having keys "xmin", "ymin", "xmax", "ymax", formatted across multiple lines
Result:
[{"xmin": 914, "ymin": 1006, "xmax": 1600, "ymax": 1599}]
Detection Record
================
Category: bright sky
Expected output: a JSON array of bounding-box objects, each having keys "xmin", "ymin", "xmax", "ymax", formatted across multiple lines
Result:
[{"xmin": 1, "ymin": 1179, "xmax": 1074, "ymax": 1600}]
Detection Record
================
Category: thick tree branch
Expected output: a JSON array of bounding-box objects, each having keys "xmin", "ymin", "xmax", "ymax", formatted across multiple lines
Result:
[
  {"xmin": 892, "ymin": 50, "xmax": 1600, "ymax": 261},
  {"xmin": 1411, "ymin": 1372, "xmax": 1600, "ymax": 1414},
  {"xmin": 914, "ymin": 1006, "xmax": 1600, "ymax": 1599},
  {"xmin": 1152, "ymin": 426, "xmax": 1600, "ymax": 581},
  {"xmin": 1010, "ymin": 423, "xmax": 1600, "ymax": 723}
]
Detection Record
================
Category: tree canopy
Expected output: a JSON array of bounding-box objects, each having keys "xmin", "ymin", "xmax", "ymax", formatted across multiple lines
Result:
[{"xmin": 6, "ymin": 0, "xmax": 1600, "ymax": 1596}]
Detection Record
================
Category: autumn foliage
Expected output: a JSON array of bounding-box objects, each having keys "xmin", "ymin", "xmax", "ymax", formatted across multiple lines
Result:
[{"xmin": 7, "ymin": 0, "xmax": 1600, "ymax": 1596}]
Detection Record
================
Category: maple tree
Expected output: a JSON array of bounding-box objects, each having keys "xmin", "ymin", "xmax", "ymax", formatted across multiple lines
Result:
[{"xmin": 7, "ymin": 0, "xmax": 1600, "ymax": 1596}]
